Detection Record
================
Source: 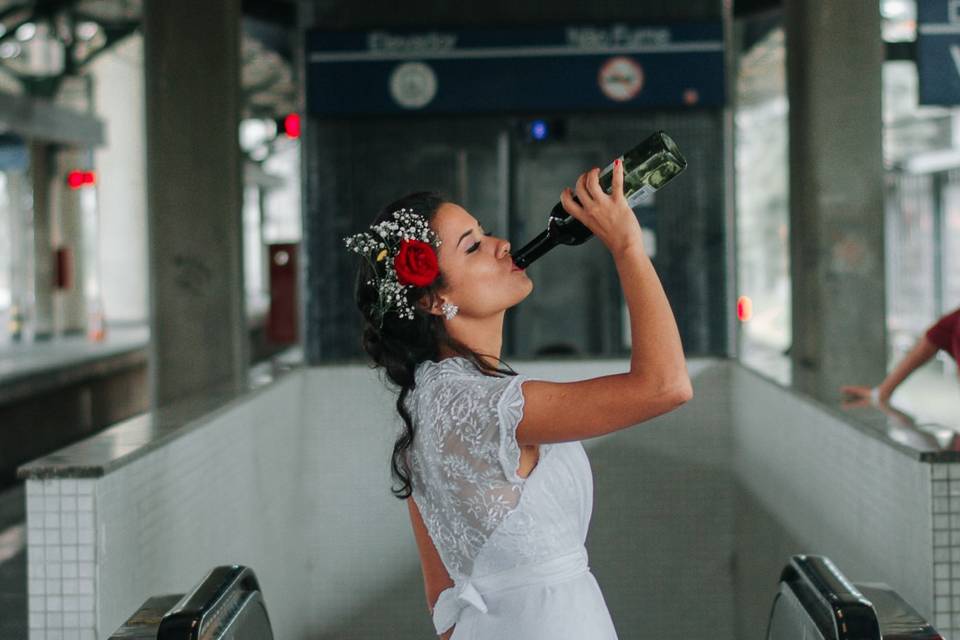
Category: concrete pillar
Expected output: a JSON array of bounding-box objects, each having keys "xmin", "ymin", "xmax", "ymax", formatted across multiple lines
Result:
[
  {"xmin": 92, "ymin": 34, "xmax": 149, "ymax": 326},
  {"xmin": 143, "ymin": 0, "xmax": 247, "ymax": 405},
  {"xmin": 29, "ymin": 141, "xmax": 54, "ymax": 339},
  {"xmin": 784, "ymin": 0, "xmax": 887, "ymax": 401},
  {"xmin": 8, "ymin": 165, "xmax": 32, "ymax": 341},
  {"xmin": 53, "ymin": 147, "xmax": 90, "ymax": 335}
]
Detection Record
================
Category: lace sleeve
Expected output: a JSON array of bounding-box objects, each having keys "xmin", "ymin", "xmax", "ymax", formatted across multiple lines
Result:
[
  {"xmin": 433, "ymin": 371, "xmax": 531, "ymax": 487},
  {"xmin": 446, "ymin": 371, "xmax": 531, "ymax": 485},
  {"xmin": 494, "ymin": 374, "xmax": 530, "ymax": 485},
  {"xmin": 409, "ymin": 368, "xmax": 533, "ymax": 581}
]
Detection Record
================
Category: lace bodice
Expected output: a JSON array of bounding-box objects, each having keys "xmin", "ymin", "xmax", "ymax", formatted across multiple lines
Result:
[{"xmin": 404, "ymin": 357, "xmax": 593, "ymax": 583}]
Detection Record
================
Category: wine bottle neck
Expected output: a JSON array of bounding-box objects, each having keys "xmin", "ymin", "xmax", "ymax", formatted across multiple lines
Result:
[{"xmin": 511, "ymin": 229, "xmax": 555, "ymax": 269}]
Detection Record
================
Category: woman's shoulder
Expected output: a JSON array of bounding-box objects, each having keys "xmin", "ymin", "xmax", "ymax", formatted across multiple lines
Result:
[
  {"xmin": 412, "ymin": 358, "xmax": 524, "ymax": 407},
  {"xmin": 407, "ymin": 359, "xmax": 477, "ymax": 428},
  {"xmin": 415, "ymin": 356, "xmax": 476, "ymax": 381},
  {"xmin": 414, "ymin": 356, "xmax": 521, "ymax": 385}
]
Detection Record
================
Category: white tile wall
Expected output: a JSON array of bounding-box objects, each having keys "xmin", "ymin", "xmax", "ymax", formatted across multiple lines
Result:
[
  {"xmin": 26, "ymin": 478, "xmax": 97, "ymax": 640},
  {"xmin": 24, "ymin": 374, "xmax": 307, "ymax": 639},
  {"xmin": 297, "ymin": 358, "xmax": 725, "ymax": 636},
  {"xmin": 931, "ymin": 463, "xmax": 960, "ymax": 635},
  {"xmin": 731, "ymin": 365, "xmax": 940, "ymax": 634},
  {"xmin": 94, "ymin": 373, "xmax": 307, "ymax": 638}
]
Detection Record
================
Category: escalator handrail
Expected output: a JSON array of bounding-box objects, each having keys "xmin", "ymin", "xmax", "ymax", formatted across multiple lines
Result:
[
  {"xmin": 157, "ymin": 565, "xmax": 269, "ymax": 640},
  {"xmin": 779, "ymin": 555, "xmax": 881, "ymax": 640}
]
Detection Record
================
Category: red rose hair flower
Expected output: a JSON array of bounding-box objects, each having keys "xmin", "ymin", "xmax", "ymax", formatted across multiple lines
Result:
[
  {"xmin": 343, "ymin": 207, "xmax": 443, "ymax": 327},
  {"xmin": 394, "ymin": 239, "xmax": 439, "ymax": 287}
]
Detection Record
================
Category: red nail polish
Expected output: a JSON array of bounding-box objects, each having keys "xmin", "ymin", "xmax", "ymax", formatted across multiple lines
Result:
[{"xmin": 614, "ymin": 159, "xmax": 620, "ymax": 167}]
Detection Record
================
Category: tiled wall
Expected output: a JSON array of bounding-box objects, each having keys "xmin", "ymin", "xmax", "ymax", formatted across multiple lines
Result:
[
  {"xmin": 26, "ymin": 373, "xmax": 307, "ymax": 639},
  {"xmin": 25, "ymin": 479, "xmax": 96, "ymax": 640},
  {"xmin": 299, "ymin": 358, "xmax": 737, "ymax": 639},
  {"xmin": 931, "ymin": 463, "xmax": 960, "ymax": 634},
  {"xmin": 731, "ymin": 365, "xmax": 937, "ymax": 632},
  {"xmin": 297, "ymin": 365, "xmax": 429, "ymax": 634},
  {"xmin": 298, "ymin": 360, "xmax": 730, "ymax": 640},
  {"xmin": 574, "ymin": 360, "xmax": 739, "ymax": 639}
]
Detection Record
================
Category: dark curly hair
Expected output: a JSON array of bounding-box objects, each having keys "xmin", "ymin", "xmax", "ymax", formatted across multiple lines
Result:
[{"xmin": 353, "ymin": 191, "xmax": 518, "ymax": 500}]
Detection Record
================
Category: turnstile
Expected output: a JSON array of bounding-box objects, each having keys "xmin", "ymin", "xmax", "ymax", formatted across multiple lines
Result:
[
  {"xmin": 766, "ymin": 555, "xmax": 941, "ymax": 640},
  {"xmin": 109, "ymin": 565, "xmax": 273, "ymax": 640}
]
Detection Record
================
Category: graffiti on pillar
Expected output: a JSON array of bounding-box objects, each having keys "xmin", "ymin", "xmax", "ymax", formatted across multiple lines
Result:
[{"xmin": 172, "ymin": 254, "xmax": 213, "ymax": 297}]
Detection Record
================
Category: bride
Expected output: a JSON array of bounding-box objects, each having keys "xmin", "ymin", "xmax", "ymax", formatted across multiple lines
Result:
[{"xmin": 345, "ymin": 159, "xmax": 691, "ymax": 639}]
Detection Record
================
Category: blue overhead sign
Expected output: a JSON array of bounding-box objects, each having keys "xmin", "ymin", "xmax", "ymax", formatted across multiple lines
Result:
[
  {"xmin": 305, "ymin": 24, "xmax": 725, "ymax": 116},
  {"xmin": 918, "ymin": 0, "xmax": 960, "ymax": 105}
]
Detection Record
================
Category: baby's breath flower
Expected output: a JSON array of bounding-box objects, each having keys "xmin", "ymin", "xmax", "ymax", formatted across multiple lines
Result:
[{"xmin": 341, "ymin": 208, "xmax": 442, "ymax": 328}]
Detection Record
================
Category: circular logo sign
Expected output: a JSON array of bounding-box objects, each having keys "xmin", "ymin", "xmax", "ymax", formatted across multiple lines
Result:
[
  {"xmin": 598, "ymin": 56, "xmax": 644, "ymax": 102},
  {"xmin": 389, "ymin": 62, "xmax": 438, "ymax": 109}
]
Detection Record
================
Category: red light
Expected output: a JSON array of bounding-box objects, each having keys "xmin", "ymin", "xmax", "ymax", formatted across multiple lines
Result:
[
  {"xmin": 737, "ymin": 296, "xmax": 753, "ymax": 322},
  {"xmin": 283, "ymin": 113, "xmax": 301, "ymax": 138},
  {"xmin": 67, "ymin": 170, "xmax": 96, "ymax": 189}
]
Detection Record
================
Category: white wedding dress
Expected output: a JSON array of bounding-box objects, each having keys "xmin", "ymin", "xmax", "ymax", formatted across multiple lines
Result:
[{"xmin": 405, "ymin": 356, "xmax": 619, "ymax": 639}]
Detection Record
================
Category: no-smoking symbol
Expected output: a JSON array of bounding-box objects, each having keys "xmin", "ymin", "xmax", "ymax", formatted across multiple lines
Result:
[{"xmin": 598, "ymin": 56, "xmax": 644, "ymax": 102}]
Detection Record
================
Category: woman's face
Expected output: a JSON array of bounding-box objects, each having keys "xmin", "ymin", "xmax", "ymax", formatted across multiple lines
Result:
[{"xmin": 428, "ymin": 202, "xmax": 533, "ymax": 319}]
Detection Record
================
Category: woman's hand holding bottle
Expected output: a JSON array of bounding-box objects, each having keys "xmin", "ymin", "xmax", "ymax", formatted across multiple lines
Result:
[
  {"xmin": 558, "ymin": 157, "xmax": 689, "ymax": 393},
  {"xmin": 558, "ymin": 159, "xmax": 645, "ymax": 258}
]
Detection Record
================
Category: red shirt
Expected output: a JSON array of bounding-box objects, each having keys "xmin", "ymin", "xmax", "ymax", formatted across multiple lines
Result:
[{"xmin": 926, "ymin": 307, "xmax": 960, "ymax": 363}]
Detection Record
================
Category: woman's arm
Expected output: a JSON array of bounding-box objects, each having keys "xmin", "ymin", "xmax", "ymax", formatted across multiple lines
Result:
[
  {"xmin": 841, "ymin": 336, "xmax": 939, "ymax": 402},
  {"xmin": 407, "ymin": 497, "xmax": 455, "ymax": 638}
]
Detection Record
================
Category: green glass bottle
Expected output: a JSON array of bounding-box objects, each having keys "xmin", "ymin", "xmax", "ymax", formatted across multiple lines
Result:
[{"xmin": 511, "ymin": 131, "xmax": 687, "ymax": 269}]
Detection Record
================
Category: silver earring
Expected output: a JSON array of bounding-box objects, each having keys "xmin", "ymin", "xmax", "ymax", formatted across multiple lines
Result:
[{"xmin": 441, "ymin": 302, "xmax": 459, "ymax": 320}]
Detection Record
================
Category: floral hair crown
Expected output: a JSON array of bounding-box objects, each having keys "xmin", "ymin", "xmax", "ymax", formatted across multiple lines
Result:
[{"xmin": 343, "ymin": 208, "xmax": 443, "ymax": 328}]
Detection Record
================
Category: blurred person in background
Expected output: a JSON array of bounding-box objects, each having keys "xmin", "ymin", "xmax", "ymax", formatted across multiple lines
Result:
[{"xmin": 841, "ymin": 307, "xmax": 960, "ymax": 404}]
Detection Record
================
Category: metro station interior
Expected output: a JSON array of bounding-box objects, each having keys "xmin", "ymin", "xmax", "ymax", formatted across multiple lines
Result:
[{"xmin": 0, "ymin": 0, "xmax": 958, "ymax": 638}]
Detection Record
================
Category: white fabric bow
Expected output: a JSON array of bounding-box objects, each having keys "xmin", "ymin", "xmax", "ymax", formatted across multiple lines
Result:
[{"xmin": 432, "ymin": 580, "xmax": 489, "ymax": 635}]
